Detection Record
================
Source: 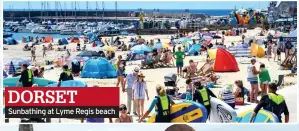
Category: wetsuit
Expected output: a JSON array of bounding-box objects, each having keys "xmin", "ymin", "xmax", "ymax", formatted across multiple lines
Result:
[
  {"xmin": 58, "ymin": 70, "xmax": 73, "ymax": 82},
  {"xmin": 155, "ymin": 95, "xmax": 171, "ymax": 122},
  {"xmin": 254, "ymin": 93, "xmax": 289, "ymax": 123},
  {"xmin": 193, "ymin": 87, "xmax": 216, "ymax": 116},
  {"xmin": 19, "ymin": 69, "xmax": 33, "ymax": 87}
]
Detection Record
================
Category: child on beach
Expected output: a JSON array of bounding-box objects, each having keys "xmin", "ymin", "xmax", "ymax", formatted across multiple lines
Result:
[
  {"xmin": 258, "ymin": 63, "xmax": 271, "ymax": 96},
  {"xmin": 272, "ymin": 43, "xmax": 278, "ymax": 61}
]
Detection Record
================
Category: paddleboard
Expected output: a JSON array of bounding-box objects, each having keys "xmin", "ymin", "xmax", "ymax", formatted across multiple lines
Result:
[
  {"xmin": 3, "ymin": 77, "xmax": 56, "ymax": 87},
  {"xmin": 47, "ymin": 80, "xmax": 87, "ymax": 87},
  {"xmin": 233, "ymin": 109, "xmax": 280, "ymax": 123},
  {"xmin": 147, "ymin": 101, "xmax": 207, "ymax": 123},
  {"xmin": 210, "ymin": 97, "xmax": 237, "ymax": 123}
]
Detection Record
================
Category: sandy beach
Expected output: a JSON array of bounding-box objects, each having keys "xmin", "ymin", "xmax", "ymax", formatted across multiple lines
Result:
[{"xmin": 3, "ymin": 28, "xmax": 297, "ymax": 123}]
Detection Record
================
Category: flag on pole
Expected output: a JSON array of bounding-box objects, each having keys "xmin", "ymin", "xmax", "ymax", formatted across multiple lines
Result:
[{"xmin": 139, "ymin": 12, "xmax": 144, "ymax": 23}]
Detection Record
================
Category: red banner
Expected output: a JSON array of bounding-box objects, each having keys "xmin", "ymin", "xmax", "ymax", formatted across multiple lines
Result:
[{"xmin": 5, "ymin": 87, "xmax": 119, "ymax": 107}]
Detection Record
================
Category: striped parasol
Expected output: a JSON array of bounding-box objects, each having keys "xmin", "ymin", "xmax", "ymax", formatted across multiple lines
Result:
[{"xmin": 8, "ymin": 61, "xmax": 16, "ymax": 75}]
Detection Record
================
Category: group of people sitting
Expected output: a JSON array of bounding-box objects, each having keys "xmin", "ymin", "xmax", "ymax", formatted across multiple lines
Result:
[{"xmin": 141, "ymin": 48, "xmax": 174, "ymax": 68}]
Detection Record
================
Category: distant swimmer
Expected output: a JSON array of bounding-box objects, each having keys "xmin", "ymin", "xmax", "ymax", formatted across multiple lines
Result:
[{"xmin": 250, "ymin": 83, "xmax": 289, "ymax": 123}]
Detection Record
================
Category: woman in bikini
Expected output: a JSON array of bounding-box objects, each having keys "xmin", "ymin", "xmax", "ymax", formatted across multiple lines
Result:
[
  {"xmin": 115, "ymin": 104, "xmax": 133, "ymax": 123},
  {"xmin": 116, "ymin": 55, "xmax": 125, "ymax": 92}
]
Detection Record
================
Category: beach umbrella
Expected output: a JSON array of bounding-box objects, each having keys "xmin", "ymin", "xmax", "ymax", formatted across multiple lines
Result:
[
  {"xmin": 68, "ymin": 56, "xmax": 89, "ymax": 62},
  {"xmin": 8, "ymin": 61, "xmax": 16, "ymax": 75},
  {"xmin": 153, "ymin": 42, "xmax": 163, "ymax": 49},
  {"xmin": 163, "ymin": 42, "xmax": 172, "ymax": 48},
  {"xmin": 90, "ymin": 46, "xmax": 105, "ymax": 52},
  {"xmin": 203, "ymin": 36, "xmax": 213, "ymax": 40},
  {"xmin": 131, "ymin": 44, "xmax": 152, "ymax": 53},
  {"xmin": 77, "ymin": 51, "xmax": 101, "ymax": 57},
  {"xmin": 191, "ymin": 36, "xmax": 200, "ymax": 40},
  {"xmin": 104, "ymin": 45, "xmax": 116, "ymax": 52},
  {"xmin": 201, "ymin": 27, "xmax": 210, "ymax": 31}
]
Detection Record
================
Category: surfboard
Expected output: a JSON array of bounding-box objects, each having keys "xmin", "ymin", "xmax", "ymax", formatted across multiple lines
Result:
[
  {"xmin": 3, "ymin": 77, "xmax": 56, "ymax": 87},
  {"xmin": 210, "ymin": 97, "xmax": 237, "ymax": 123},
  {"xmin": 147, "ymin": 101, "xmax": 207, "ymax": 123},
  {"xmin": 47, "ymin": 80, "xmax": 87, "ymax": 87},
  {"xmin": 233, "ymin": 109, "xmax": 280, "ymax": 123}
]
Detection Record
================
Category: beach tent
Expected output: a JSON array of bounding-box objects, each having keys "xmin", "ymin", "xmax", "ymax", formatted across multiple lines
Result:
[
  {"xmin": 5, "ymin": 37, "xmax": 17, "ymax": 45},
  {"xmin": 208, "ymin": 48, "xmax": 239, "ymax": 72},
  {"xmin": 188, "ymin": 44, "xmax": 201, "ymax": 55},
  {"xmin": 58, "ymin": 38, "xmax": 68, "ymax": 45},
  {"xmin": 250, "ymin": 43, "xmax": 265, "ymax": 58},
  {"xmin": 131, "ymin": 44, "xmax": 152, "ymax": 54},
  {"xmin": 44, "ymin": 36, "xmax": 53, "ymax": 43},
  {"xmin": 71, "ymin": 37, "xmax": 80, "ymax": 43},
  {"xmin": 87, "ymin": 33, "xmax": 94, "ymax": 39},
  {"xmin": 3, "ymin": 39, "xmax": 7, "ymax": 44},
  {"xmin": 81, "ymin": 58, "xmax": 117, "ymax": 78}
]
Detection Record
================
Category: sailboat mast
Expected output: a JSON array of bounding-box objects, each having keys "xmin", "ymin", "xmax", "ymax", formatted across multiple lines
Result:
[
  {"xmin": 102, "ymin": 1, "xmax": 105, "ymax": 21},
  {"xmin": 64, "ymin": 2, "xmax": 66, "ymax": 23},
  {"xmin": 96, "ymin": 1, "xmax": 98, "ymax": 22},
  {"xmin": 28, "ymin": 1, "xmax": 31, "ymax": 21},
  {"xmin": 115, "ymin": 1, "xmax": 118, "ymax": 23},
  {"xmin": 75, "ymin": 1, "xmax": 77, "ymax": 22},
  {"xmin": 86, "ymin": 1, "xmax": 89, "ymax": 17}
]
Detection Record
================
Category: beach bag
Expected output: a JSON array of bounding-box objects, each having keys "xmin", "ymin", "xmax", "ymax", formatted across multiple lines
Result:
[{"xmin": 235, "ymin": 97, "xmax": 244, "ymax": 105}]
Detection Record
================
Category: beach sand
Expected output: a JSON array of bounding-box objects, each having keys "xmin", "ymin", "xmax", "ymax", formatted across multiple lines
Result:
[{"xmin": 4, "ymin": 28, "xmax": 297, "ymax": 123}]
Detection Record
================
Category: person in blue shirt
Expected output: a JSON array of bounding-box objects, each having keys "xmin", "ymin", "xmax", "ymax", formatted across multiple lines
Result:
[
  {"xmin": 291, "ymin": 64, "xmax": 297, "ymax": 74},
  {"xmin": 138, "ymin": 85, "xmax": 175, "ymax": 123}
]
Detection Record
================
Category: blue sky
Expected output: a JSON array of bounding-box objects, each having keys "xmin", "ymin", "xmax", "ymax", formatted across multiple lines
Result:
[{"xmin": 3, "ymin": 1, "xmax": 269, "ymax": 10}]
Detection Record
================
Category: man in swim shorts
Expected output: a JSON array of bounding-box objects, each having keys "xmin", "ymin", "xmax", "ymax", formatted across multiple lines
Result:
[{"xmin": 174, "ymin": 47, "xmax": 185, "ymax": 76}]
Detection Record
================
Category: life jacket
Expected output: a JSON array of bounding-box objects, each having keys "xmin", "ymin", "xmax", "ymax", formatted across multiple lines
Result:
[
  {"xmin": 265, "ymin": 93, "xmax": 285, "ymax": 117},
  {"xmin": 197, "ymin": 88, "xmax": 210, "ymax": 106},
  {"xmin": 27, "ymin": 69, "xmax": 33, "ymax": 82},
  {"xmin": 155, "ymin": 95, "xmax": 171, "ymax": 122},
  {"xmin": 64, "ymin": 70, "xmax": 73, "ymax": 81}
]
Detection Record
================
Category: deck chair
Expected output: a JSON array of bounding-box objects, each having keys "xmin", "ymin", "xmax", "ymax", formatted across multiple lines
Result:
[
  {"xmin": 197, "ymin": 62, "xmax": 214, "ymax": 76},
  {"xmin": 276, "ymin": 75, "xmax": 284, "ymax": 89}
]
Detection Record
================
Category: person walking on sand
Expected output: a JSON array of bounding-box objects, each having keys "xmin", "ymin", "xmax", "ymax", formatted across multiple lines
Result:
[
  {"xmin": 42, "ymin": 45, "xmax": 47, "ymax": 58},
  {"xmin": 173, "ymin": 47, "xmax": 185, "ymax": 76},
  {"xmin": 272, "ymin": 43, "xmax": 278, "ymax": 61},
  {"xmin": 250, "ymin": 83, "xmax": 289, "ymax": 123},
  {"xmin": 115, "ymin": 104, "xmax": 133, "ymax": 123},
  {"xmin": 258, "ymin": 63, "xmax": 271, "ymax": 96},
  {"xmin": 139, "ymin": 85, "xmax": 175, "ymax": 123},
  {"xmin": 132, "ymin": 73, "xmax": 149, "ymax": 121},
  {"xmin": 124, "ymin": 67, "xmax": 139, "ymax": 115},
  {"xmin": 116, "ymin": 55, "xmax": 126, "ymax": 92},
  {"xmin": 31, "ymin": 47, "xmax": 36, "ymax": 62},
  {"xmin": 247, "ymin": 58, "xmax": 260, "ymax": 103},
  {"xmin": 266, "ymin": 42, "xmax": 272, "ymax": 61}
]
